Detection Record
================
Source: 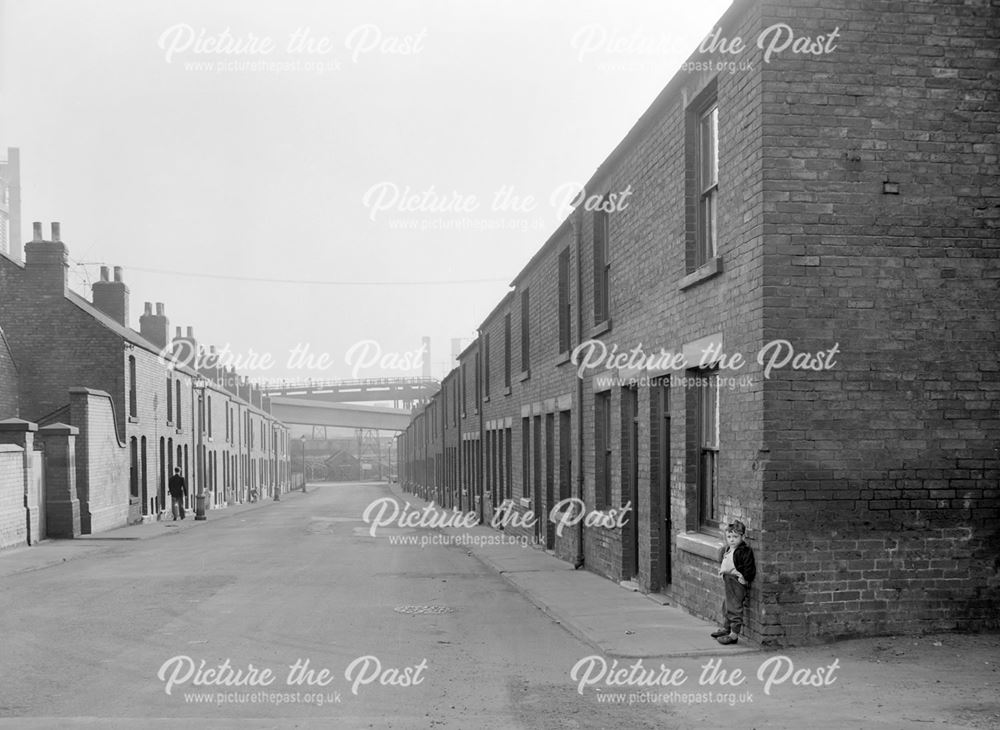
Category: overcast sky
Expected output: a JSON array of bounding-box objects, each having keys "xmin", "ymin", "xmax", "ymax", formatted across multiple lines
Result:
[{"xmin": 1, "ymin": 0, "xmax": 729, "ymax": 382}]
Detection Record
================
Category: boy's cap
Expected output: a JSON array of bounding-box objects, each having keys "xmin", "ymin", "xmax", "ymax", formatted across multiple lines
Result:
[{"xmin": 726, "ymin": 520, "xmax": 746, "ymax": 535}]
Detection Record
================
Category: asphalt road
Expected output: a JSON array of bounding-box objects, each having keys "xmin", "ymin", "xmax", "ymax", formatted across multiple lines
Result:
[{"xmin": 0, "ymin": 482, "xmax": 686, "ymax": 729}]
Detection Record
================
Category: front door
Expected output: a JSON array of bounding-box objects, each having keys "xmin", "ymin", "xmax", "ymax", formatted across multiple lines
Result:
[
  {"xmin": 544, "ymin": 413, "xmax": 554, "ymax": 550},
  {"xmin": 626, "ymin": 385, "xmax": 639, "ymax": 580},
  {"xmin": 656, "ymin": 379, "xmax": 671, "ymax": 589}
]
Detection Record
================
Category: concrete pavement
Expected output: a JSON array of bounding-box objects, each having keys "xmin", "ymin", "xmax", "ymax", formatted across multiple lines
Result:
[
  {"xmin": 388, "ymin": 483, "xmax": 757, "ymax": 659},
  {"xmin": 0, "ymin": 491, "xmax": 292, "ymax": 579}
]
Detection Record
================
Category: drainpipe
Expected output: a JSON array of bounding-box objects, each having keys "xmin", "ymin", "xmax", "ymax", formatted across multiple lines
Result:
[{"xmin": 573, "ymin": 208, "xmax": 585, "ymax": 570}]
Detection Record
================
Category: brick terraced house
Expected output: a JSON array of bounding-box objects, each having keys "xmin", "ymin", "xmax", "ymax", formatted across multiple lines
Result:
[
  {"xmin": 399, "ymin": 0, "xmax": 1000, "ymax": 645},
  {"xmin": 0, "ymin": 222, "xmax": 292, "ymax": 544}
]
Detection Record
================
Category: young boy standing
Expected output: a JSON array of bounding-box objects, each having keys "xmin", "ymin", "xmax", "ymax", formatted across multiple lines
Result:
[{"xmin": 712, "ymin": 520, "xmax": 756, "ymax": 645}]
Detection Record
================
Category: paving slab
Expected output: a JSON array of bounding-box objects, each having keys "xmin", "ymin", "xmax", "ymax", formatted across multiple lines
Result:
[{"xmin": 388, "ymin": 484, "xmax": 758, "ymax": 659}]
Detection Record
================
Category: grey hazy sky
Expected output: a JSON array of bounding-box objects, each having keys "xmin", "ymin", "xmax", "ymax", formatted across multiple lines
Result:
[{"xmin": 0, "ymin": 0, "xmax": 729, "ymax": 382}]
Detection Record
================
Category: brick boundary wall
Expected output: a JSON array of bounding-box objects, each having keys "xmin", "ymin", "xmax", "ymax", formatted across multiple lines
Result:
[{"xmin": 70, "ymin": 388, "xmax": 129, "ymax": 534}]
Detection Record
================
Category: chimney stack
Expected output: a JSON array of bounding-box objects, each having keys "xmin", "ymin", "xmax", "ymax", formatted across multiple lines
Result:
[
  {"xmin": 23, "ymin": 221, "xmax": 68, "ymax": 296},
  {"xmin": 167, "ymin": 325, "xmax": 198, "ymax": 371},
  {"xmin": 92, "ymin": 263, "xmax": 130, "ymax": 327},
  {"xmin": 238, "ymin": 376, "xmax": 251, "ymax": 403},
  {"xmin": 139, "ymin": 300, "xmax": 170, "ymax": 350}
]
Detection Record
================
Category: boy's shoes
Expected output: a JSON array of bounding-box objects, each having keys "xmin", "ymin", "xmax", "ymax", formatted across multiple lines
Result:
[
  {"xmin": 717, "ymin": 635, "xmax": 738, "ymax": 645},
  {"xmin": 710, "ymin": 628, "xmax": 730, "ymax": 638}
]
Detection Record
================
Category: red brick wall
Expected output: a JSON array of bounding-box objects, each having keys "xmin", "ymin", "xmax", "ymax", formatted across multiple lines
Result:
[
  {"xmin": 0, "ymin": 260, "xmax": 122, "ymax": 425},
  {"xmin": 0, "ymin": 326, "xmax": 18, "ymax": 417},
  {"xmin": 756, "ymin": 0, "xmax": 1000, "ymax": 643}
]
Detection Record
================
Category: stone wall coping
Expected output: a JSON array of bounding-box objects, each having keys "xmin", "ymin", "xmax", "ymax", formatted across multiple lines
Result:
[
  {"xmin": 0, "ymin": 443, "xmax": 25, "ymax": 453},
  {"xmin": 68, "ymin": 387, "xmax": 112, "ymax": 397},
  {"xmin": 0, "ymin": 418, "xmax": 38, "ymax": 432},
  {"xmin": 37, "ymin": 422, "xmax": 80, "ymax": 436}
]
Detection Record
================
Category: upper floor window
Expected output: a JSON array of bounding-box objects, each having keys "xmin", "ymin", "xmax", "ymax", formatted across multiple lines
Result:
[
  {"xmin": 520, "ymin": 289, "xmax": 530, "ymax": 374},
  {"xmin": 483, "ymin": 333, "xmax": 491, "ymax": 397},
  {"xmin": 558, "ymin": 247, "xmax": 571, "ymax": 352},
  {"xmin": 128, "ymin": 356, "xmax": 137, "ymax": 418},
  {"xmin": 593, "ymin": 210, "xmax": 609, "ymax": 324},
  {"xmin": 697, "ymin": 103, "xmax": 719, "ymax": 266},
  {"xmin": 503, "ymin": 313, "xmax": 512, "ymax": 389},
  {"xmin": 461, "ymin": 362, "xmax": 467, "ymax": 417},
  {"xmin": 474, "ymin": 351, "xmax": 481, "ymax": 408}
]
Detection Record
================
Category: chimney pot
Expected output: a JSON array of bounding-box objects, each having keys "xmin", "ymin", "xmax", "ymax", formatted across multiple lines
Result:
[
  {"xmin": 143, "ymin": 302, "xmax": 152, "ymax": 315},
  {"xmin": 175, "ymin": 326, "xmax": 182, "ymax": 337},
  {"xmin": 155, "ymin": 302, "xmax": 165, "ymax": 316},
  {"xmin": 113, "ymin": 266, "xmax": 123, "ymax": 283},
  {"xmin": 32, "ymin": 222, "xmax": 42, "ymax": 241},
  {"xmin": 187, "ymin": 326, "xmax": 194, "ymax": 337},
  {"xmin": 100, "ymin": 266, "xmax": 109, "ymax": 282},
  {"xmin": 51, "ymin": 222, "xmax": 61, "ymax": 241}
]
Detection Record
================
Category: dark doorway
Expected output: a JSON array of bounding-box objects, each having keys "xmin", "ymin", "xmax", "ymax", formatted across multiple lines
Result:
[
  {"xmin": 625, "ymin": 385, "xmax": 639, "ymax": 580},
  {"xmin": 655, "ymin": 378, "xmax": 672, "ymax": 588},
  {"xmin": 544, "ymin": 412, "xmax": 555, "ymax": 550}
]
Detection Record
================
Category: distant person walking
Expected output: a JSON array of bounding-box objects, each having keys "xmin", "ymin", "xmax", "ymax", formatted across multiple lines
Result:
[{"xmin": 168, "ymin": 467, "xmax": 188, "ymax": 520}]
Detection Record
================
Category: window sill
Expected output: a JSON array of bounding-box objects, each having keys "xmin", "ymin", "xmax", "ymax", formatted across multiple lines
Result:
[
  {"xmin": 503, "ymin": 386, "xmax": 512, "ymax": 396},
  {"xmin": 590, "ymin": 319, "xmax": 612, "ymax": 339},
  {"xmin": 555, "ymin": 350, "xmax": 571, "ymax": 367},
  {"xmin": 519, "ymin": 497, "xmax": 531, "ymax": 509},
  {"xmin": 482, "ymin": 395, "xmax": 490, "ymax": 404},
  {"xmin": 679, "ymin": 257, "xmax": 723, "ymax": 291},
  {"xmin": 676, "ymin": 531, "xmax": 724, "ymax": 560},
  {"xmin": 128, "ymin": 416, "xmax": 138, "ymax": 424},
  {"xmin": 166, "ymin": 420, "xmax": 173, "ymax": 428},
  {"xmin": 517, "ymin": 370, "xmax": 531, "ymax": 383}
]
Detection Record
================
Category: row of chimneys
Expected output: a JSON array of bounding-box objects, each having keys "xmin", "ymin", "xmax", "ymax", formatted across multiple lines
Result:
[{"xmin": 23, "ymin": 222, "xmax": 267, "ymax": 408}]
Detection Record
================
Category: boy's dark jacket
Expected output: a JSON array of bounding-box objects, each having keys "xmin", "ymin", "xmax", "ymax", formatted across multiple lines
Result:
[{"xmin": 718, "ymin": 542, "xmax": 757, "ymax": 584}]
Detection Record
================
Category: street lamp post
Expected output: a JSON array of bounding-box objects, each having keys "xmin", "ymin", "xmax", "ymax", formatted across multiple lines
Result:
[
  {"xmin": 300, "ymin": 434, "xmax": 307, "ymax": 493},
  {"xmin": 193, "ymin": 377, "xmax": 208, "ymax": 521}
]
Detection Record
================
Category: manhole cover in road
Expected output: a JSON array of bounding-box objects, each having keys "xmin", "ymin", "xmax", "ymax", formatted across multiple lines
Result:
[{"xmin": 393, "ymin": 605, "xmax": 454, "ymax": 615}]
